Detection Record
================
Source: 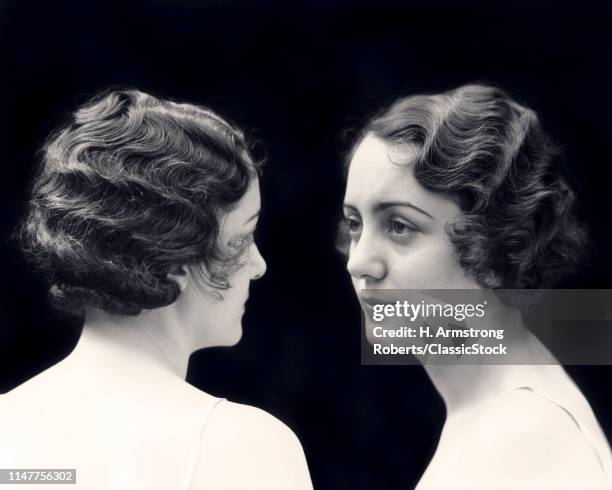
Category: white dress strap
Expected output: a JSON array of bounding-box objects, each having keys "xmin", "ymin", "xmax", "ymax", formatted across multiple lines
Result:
[
  {"xmin": 183, "ymin": 397, "xmax": 226, "ymax": 490},
  {"xmin": 492, "ymin": 385, "xmax": 612, "ymax": 485}
]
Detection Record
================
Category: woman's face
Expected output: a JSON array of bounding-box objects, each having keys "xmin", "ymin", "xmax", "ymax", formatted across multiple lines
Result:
[
  {"xmin": 179, "ymin": 177, "xmax": 267, "ymax": 349},
  {"xmin": 343, "ymin": 134, "xmax": 481, "ymax": 303}
]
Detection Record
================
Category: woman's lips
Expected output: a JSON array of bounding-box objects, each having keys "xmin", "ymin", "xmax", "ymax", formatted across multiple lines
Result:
[{"xmin": 359, "ymin": 295, "xmax": 389, "ymax": 307}]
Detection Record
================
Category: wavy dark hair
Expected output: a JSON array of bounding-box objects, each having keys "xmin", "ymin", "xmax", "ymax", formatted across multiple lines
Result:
[
  {"xmin": 340, "ymin": 84, "xmax": 588, "ymax": 288},
  {"xmin": 17, "ymin": 88, "xmax": 261, "ymax": 316}
]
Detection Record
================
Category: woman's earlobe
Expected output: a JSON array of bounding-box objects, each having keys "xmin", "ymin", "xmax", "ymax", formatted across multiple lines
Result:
[
  {"xmin": 482, "ymin": 271, "xmax": 501, "ymax": 288},
  {"xmin": 167, "ymin": 265, "xmax": 190, "ymax": 292}
]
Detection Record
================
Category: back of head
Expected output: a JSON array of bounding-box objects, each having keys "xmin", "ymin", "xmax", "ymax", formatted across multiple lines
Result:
[{"xmin": 18, "ymin": 88, "xmax": 260, "ymax": 316}]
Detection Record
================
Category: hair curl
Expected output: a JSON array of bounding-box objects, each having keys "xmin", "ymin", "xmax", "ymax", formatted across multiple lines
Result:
[
  {"xmin": 17, "ymin": 88, "xmax": 261, "ymax": 316},
  {"xmin": 341, "ymin": 84, "xmax": 588, "ymax": 288}
]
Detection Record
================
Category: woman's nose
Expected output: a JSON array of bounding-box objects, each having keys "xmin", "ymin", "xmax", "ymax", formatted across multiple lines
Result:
[
  {"xmin": 346, "ymin": 232, "xmax": 386, "ymax": 282},
  {"xmin": 251, "ymin": 243, "xmax": 267, "ymax": 280}
]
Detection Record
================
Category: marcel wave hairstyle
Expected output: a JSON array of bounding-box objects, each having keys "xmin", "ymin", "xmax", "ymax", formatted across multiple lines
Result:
[
  {"xmin": 18, "ymin": 88, "xmax": 261, "ymax": 316},
  {"xmin": 341, "ymin": 84, "xmax": 587, "ymax": 288}
]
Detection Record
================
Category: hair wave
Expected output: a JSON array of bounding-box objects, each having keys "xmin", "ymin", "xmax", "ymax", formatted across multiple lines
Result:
[
  {"xmin": 342, "ymin": 84, "xmax": 587, "ymax": 288},
  {"xmin": 18, "ymin": 88, "xmax": 261, "ymax": 315}
]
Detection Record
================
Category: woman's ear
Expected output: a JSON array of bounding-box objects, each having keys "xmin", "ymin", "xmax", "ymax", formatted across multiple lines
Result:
[
  {"xmin": 167, "ymin": 265, "xmax": 190, "ymax": 292},
  {"xmin": 482, "ymin": 270, "xmax": 501, "ymax": 288}
]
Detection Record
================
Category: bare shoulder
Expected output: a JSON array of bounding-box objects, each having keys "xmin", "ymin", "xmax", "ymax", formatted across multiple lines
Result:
[
  {"xmin": 462, "ymin": 388, "xmax": 609, "ymax": 489},
  {"xmin": 202, "ymin": 400, "xmax": 304, "ymax": 449},
  {"xmin": 190, "ymin": 401, "xmax": 313, "ymax": 489}
]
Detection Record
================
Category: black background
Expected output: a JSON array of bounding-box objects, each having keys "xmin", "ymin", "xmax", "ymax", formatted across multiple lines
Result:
[{"xmin": 1, "ymin": 0, "xmax": 611, "ymax": 488}]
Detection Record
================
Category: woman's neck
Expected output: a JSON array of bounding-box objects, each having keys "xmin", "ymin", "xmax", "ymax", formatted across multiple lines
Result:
[
  {"xmin": 424, "ymin": 364, "xmax": 516, "ymax": 416},
  {"xmin": 422, "ymin": 310, "xmax": 557, "ymax": 417},
  {"xmin": 69, "ymin": 307, "xmax": 194, "ymax": 380}
]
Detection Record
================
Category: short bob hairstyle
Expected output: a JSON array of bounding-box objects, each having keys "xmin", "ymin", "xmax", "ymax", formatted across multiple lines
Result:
[
  {"xmin": 18, "ymin": 88, "xmax": 261, "ymax": 316},
  {"xmin": 342, "ymin": 84, "xmax": 587, "ymax": 288}
]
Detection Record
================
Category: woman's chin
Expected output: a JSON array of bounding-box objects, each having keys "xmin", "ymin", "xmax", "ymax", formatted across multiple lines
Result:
[
  {"xmin": 225, "ymin": 330, "xmax": 243, "ymax": 347},
  {"xmin": 194, "ymin": 322, "xmax": 243, "ymax": 349},
  {"xmin": 221, "ymin": 322, "xmax": 244, "ymax": 347}
]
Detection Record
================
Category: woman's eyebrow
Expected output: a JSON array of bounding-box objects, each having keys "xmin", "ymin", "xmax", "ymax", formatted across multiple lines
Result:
[
  {"xmin": 373, "ymin": 201, "xmax": 434, "ymax": 220},
  {"xmin": 243, "ymin": 210, "xmax": 260, "ymax": 225},
  {"xmin": 342, "ymin": 203, "xmax": 358, "ymax": 212}
]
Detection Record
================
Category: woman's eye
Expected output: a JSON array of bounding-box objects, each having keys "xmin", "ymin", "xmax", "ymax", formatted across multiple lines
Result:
[
  {"xmin": 245, "ymin": 233, "xmax": 257, "ymax": 250},
  {"xmin": 344, "ymin": 216, "xmax": 362, "ymax": 234},
  {"xmin": 388, "ymin": 217, "xmax": 416, "ymax": 237},
  {"xmin": 229, "ymin": 233, "xmax": 255, "ymax": 253}
]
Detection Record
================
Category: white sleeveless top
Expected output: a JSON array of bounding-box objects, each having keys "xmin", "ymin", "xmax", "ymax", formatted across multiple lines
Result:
[
  {"xmin": 486, "ymin": 301, "xmax": 612, "ymax": 485},
  {"xmin": 418, "ymin": 298, "xmax": 612, "ymax": 489},
  {"xmin": 492, "ymin": 369, "xmax": 612, "ymax": 485},
  {"xmin": 482, "ymin": 297, "xmax": 612, "ymax": 484},
  {"xmin": 0, "ymin": 360, "xmax": 225, "ymax": 490}
]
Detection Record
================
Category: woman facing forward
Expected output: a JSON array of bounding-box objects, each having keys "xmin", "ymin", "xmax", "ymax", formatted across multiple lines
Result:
[
  {"xmin": 1, "ymin": 89, "xmax": 312, "ymax": 490},
  {"xmin": 341, "ymin": 84, "xmax": 611, "ymax": 489}
]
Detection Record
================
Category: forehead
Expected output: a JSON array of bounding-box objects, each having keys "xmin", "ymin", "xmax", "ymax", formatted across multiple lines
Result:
[
  {"xmin": 345, "ymin": 134, "xmax": 458, "ymax": 219},
  {"xmin": 221, "ymin": 178, "xmax": 260, "ymax": 234}
]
